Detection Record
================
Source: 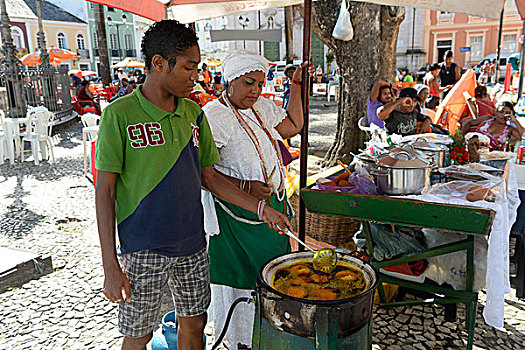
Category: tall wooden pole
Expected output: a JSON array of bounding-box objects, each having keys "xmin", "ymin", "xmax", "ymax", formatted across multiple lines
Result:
[
  {"xmin": 517, "ymin": 20, "xmax": 525, "ymax": 97},
  {"xmin": 298, "ymin": 0, "xmax": 312, "ymax": 250},
  {"xmin": 495, "ymin": 3, "xmax": 505, "ymax": 83},
  {"xmin": 94, "ymin": 4, "xmax": 111, "ymax": 86},
  {"xmin": 284, "ymin": 6, "xmax": 295, "ymax": 63}
]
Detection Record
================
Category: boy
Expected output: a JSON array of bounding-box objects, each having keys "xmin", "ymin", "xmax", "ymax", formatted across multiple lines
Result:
[{"xmin": 95, "ymin": 20, "xmax": 292, "ymax": 350}]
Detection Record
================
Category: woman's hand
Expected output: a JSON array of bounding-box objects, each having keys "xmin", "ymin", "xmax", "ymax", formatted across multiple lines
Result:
[
  {"xmin": 509, "ymin": 112, "xmax": 519, "ymax": 125},
  {"xmin": 261, "ymin": 205, "xmax": 294, "ymax": 234},
  {"xmin": 291, "ymin": 61, "xmax": 315, "ymax": 83},
  {"xmin": 248, "ymin": 181, "xmax": 273, "ymax": 200}
]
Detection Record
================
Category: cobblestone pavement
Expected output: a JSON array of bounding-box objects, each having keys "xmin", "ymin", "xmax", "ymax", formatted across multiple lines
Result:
[{"xmin": 1, "ymin": 100, "xmax": 525, "ymax": 349}]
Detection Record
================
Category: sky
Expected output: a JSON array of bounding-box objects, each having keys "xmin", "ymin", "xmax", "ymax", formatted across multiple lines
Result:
[{"xmin": 47, "ymin": 0, "xmax": 87, "ymax": 21}]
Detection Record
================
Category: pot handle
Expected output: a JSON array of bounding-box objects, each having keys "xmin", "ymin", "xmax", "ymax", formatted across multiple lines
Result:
[
  {"xmin": 253, "ymin": 285, "xmax": 284, "ymax": 301},
  {"xmin": 393, "ymin": 150, "xmax": 412, "ymax": 160},
  {"xmin": 369, "ymin": 169, "xmax": 381, "ymax": 176}
]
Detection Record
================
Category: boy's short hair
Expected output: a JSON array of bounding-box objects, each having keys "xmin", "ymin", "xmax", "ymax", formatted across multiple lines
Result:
[{"xmin": 141, "ymin": 20, "xmax": 199, "ymax": 71}]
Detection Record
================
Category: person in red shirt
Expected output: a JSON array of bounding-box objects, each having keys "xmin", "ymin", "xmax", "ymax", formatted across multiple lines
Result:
[
  {"xmin": 460, "ymin": 85, "xmax": 495, "ymax": 125},
  {"xmin": 201, "ymin": 63, "xmax": 211, "ymax": 86}
]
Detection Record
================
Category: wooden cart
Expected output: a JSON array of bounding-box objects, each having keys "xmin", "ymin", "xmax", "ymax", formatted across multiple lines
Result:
[{"xmin": 301, "ymin": 184, "xmax": 495, "ymax": 350}]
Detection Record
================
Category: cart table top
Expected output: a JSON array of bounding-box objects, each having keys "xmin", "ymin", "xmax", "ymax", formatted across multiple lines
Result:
[{"xmin": 300, "ymin": 189, "xmax": 495, "ymax": 236}]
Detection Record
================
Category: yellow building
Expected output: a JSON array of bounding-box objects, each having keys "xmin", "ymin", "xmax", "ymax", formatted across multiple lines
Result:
[{"xmin": 3, "ymin": 0, "xmax": 90, "ymax": 70}]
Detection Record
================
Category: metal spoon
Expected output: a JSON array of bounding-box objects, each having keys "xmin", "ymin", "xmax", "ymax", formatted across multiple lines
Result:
[{"xmin": 278, "ymin": 226, "xmax": 338, "ymax": 274}]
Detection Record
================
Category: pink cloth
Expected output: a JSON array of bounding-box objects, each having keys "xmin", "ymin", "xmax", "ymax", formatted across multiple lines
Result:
[{"xmin": 473, "ymin": 119, "xmax": 509, "ymax": 151}]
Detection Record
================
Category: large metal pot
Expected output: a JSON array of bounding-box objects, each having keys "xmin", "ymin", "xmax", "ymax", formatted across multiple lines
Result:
[
  {"xmin": 374, "ymin": 150, "xmax": 432, "ymax": 195},
  {"xmin": 256, "ymin": 251, "xmax": 378, "ymax": 339},
  {"xmin": 409, "ymin": 139, "xmax": 447, "ymax": 169}
]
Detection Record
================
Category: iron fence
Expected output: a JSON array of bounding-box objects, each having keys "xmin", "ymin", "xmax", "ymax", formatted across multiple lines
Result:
[{"xmin": 0, "ymin": 64, "xmax": 73, "ymax": 120}]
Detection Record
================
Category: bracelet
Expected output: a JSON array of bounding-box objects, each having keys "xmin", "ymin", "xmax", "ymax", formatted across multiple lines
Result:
[
  {"xmin": 258, "ymin": 200, "xmax": 266, "ymax": 221},
  {"xmin": 292, "ymin": 80, "xmax": 302, "ymax": 85}
]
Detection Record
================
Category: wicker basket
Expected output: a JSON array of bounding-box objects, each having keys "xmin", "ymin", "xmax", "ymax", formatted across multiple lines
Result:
[{"xmin": 289, "ymin": 194, "xmax": 361, "ymax": 247}]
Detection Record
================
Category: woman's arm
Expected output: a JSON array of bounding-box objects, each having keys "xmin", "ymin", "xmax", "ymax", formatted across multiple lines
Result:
[
  {"xmin": 433, "ymin": 78, "xmax": 450, "ymax": 93},
  {"xmin": 213, "ymin": 148, "xmax": 272, "ymax": 200},
  {"xmin": 86, "ymin": 88, "xmax": 94, "ymax": 99},
  {"xmin": 461, "ymin": 115, "xmax": 492, "ymax": 135},
  {"xmin": 510, "ymin": 114, "xmax": 525, "ymax": 138},
  {"xmin": 276, "ymin": 62, "xmax": 312, "ymax": 139}
]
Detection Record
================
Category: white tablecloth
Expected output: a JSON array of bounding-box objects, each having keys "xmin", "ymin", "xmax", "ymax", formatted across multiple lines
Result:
[{"xmin": 405, "ymin": 162, "xmax": 520, "ymax": 328}]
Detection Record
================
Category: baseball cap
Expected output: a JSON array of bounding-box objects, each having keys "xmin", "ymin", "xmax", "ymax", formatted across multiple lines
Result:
[{"xmin": 399, "ymin": 87, "xmax": 419, "ymax": 99}]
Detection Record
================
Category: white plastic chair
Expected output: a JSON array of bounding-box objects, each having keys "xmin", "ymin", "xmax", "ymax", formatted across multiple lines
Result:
[
  {"xmin": 358, "ymin": 117, "xmax": 373, "ymax": 134},
  {"xmin": 0, "ymin": 110, "xmax": 15, "ymax": 164},
  {"xmin": 21, "ymin": 109, "xmax": 55, "ymax": 165},
  {"xmin": 81, "ymin": 113, "xmax": 100, "ymax": 176},
  {"xmin": 81, "ymin": 113, "xmax": 100, "ymax": 141}
]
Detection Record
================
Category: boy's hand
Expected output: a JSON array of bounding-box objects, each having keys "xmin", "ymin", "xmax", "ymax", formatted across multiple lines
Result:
[{"xmin": 103, "ymin": 265, "xmax": 132, "ymax": 304}]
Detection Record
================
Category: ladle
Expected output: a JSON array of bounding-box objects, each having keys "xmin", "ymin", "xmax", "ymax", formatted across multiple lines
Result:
[{"xmin": 278, "ymin": 226, "xmax": 338, "ymax": 274}]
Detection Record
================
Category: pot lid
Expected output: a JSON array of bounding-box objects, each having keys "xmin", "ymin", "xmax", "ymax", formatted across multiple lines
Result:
[
  {"xmin": 410, "ymin": 138, "xmax": 446, "ymax": 152},
  {"xmin": 376, "ymin": 150, "xmax": 431, "ymax": 169}
]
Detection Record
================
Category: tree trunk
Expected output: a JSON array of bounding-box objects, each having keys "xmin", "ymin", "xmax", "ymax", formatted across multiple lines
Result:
[
  {"xmin": 284, "ymin": 6, "xmax": 295, "ymax": 63},
  {"xmin": 308, "ymin": 2, "xmax": 404, "ymax": 166},
  {"xmin": 94, "ymin": 4, "xmax": 111, "ymax": 86}
]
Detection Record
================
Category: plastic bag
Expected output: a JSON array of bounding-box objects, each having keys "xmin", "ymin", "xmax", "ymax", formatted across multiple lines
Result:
[
  {"xmin": 422, "ymin": 179, "xmax": 503, "ymax": 203},
  {"xmin": 354, "ymin": 223, "xmax": 426, "ymax": 261},
  {"xmin": 332, "ymin": 0, "xmax": 354, "ymax": 41},
  {"xmin": 317, "ymin": 172, "xmax": 379, "ymax": 195},
  {"xmin": 422, "ymin": 229, "xmax": 487, "ymax": 291},
  {"xmin": 438, "ymin": 164, "xmax": 501, "ymax": 181}
]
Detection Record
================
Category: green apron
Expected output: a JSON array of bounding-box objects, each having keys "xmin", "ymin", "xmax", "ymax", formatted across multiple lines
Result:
[{"xmin": 209, "ymin": 194, "xmax": 291, "ymax": 289}]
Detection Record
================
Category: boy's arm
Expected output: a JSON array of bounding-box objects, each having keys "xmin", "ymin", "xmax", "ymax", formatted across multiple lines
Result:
[{"xmin": 95, "ymin": 170, "xmax": 131, "ymax": 304}]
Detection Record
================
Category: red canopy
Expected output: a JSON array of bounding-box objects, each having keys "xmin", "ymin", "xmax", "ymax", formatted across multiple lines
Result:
[
  {"xmin": 87, "ymin": 0, "xmax": 168, "ymax": 22},
  {"xmin": 517, "ymin": 0, "xmax": 525, "ymax": 20}
]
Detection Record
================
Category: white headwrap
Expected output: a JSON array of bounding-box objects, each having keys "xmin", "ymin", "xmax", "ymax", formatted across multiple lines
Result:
[
  {"xmin": 414, "ymin": 83, "xmax": 430, "ymax": 95},
  {"xmin": 222, "ymin": 50, "xmax": 269, "ymax": 83}
]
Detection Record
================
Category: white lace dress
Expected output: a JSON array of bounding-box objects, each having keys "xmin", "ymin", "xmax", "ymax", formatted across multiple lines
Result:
[{"xmin": 203, "ymin": 97, "xmax": 287, "ymax": 348}]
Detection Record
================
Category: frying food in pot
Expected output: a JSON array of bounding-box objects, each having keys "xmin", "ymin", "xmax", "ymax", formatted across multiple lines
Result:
[{"xmin": 272, "ymin": 262, "xmax": 366, "ymax": 301}]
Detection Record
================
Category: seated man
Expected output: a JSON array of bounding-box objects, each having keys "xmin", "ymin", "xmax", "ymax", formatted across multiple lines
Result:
[
  {"xmin": 77, "ymin": 80, "xmax": 101, "ymax": 114},
  {"xmin": 367, "ymin": 80, "xmax": 395, "ymax": 128},
  {"xmin": 109, "ymin": 78, "xmax": 131, "ymax": 102},
  {"xmin": 126, "ymin": 78, "xmax": 137, "ymax": 94},
  {"xmin": 377, "ymin": 87, "xmax": 431, "ymax": 136},
  {"xmin": 70, "ymin": 73, "xmax": 82, "ymax": 95}
]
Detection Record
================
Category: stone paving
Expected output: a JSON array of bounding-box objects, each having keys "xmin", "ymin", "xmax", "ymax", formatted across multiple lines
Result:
[{"xmin": 0, "ymin": 99, "xmax": 524, "ymax": 349}]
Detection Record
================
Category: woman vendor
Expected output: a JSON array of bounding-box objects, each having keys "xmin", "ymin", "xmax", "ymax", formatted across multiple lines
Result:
[
  {"xmin": 423, "ymin": 63, "xmax": 452, "ymax": 109},
  {"xmin": 203, "ymin": 50, "xmax": 312, "ymax": 349},
  {"xmin": 462, "ymin": 101, "xmax": 524, "ymax": 151}
]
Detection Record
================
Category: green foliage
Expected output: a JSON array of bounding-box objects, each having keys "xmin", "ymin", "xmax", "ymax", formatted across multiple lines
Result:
[{"xmin": 326, "ymin": 51, "xmax": 335, "ymax": 72}]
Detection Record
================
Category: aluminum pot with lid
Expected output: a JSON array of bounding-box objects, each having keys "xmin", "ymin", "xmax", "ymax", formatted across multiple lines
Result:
[
  {"xmin": 408, "ymin": 138, "xmax": 447, "ymax": 169},
  {"xmin": 374, "ymin": 150, "xmax": 432, "ymax": 195}
]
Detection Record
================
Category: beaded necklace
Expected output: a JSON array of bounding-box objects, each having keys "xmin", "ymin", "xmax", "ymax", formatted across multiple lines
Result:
[{"xmin": 222, "ymin": 92, "xmax": 286, "ymax": 201}]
